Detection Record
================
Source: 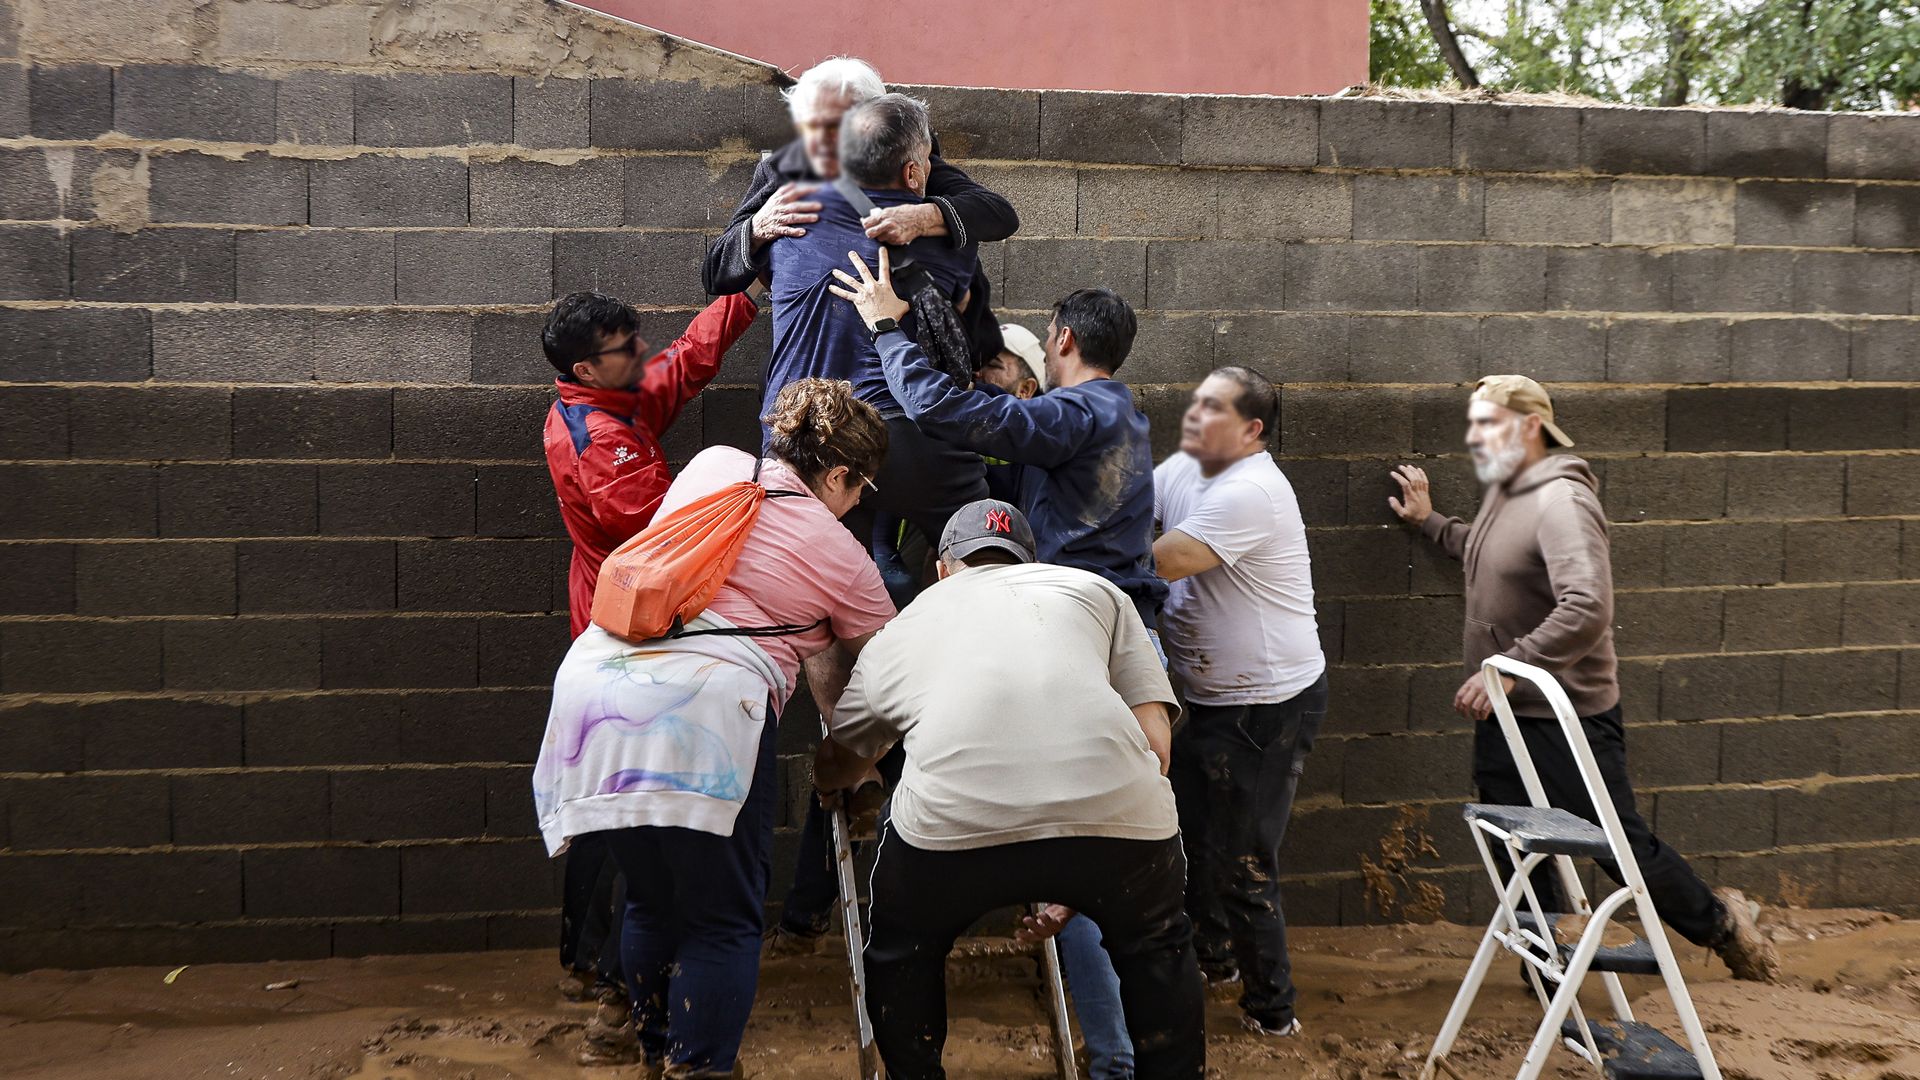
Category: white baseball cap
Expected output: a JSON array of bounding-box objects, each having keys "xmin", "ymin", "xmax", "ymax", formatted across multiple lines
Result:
[{"xmin": 997, "ymin": 322, "xmax": 1048, "ymax": 392}]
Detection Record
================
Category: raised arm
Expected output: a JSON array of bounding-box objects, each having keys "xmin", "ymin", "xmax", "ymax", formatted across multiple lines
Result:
[
  {"xmin": 827, "ymin": 247, "xmax": 1091, "ymax": 467},
  {"xmin": 1390, "ymin": 464, "xmax": 1468, "ymax": 559},
  {"xmin": 632, "ymin": 293, "xmax": 759, "ymax": 435},
  {"xmin": 877, "ymin": 330, "xmax": 1092, "ymax": 467}
]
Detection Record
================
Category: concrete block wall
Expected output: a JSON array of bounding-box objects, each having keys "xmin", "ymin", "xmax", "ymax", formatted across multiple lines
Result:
[{"xmin": 1, "ymin": 0, "xmax": 1916, "ymax": 967}]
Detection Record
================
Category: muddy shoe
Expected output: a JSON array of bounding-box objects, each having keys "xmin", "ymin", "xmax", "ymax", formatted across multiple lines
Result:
[
  {"xmin": 591, "ymin": 979, "xmax": 627, "ymax": 1008},
  {"xmin": 763, "ymin": 922, "xmax": 824, "ymax": 958},
  {"xmin": 575, "ymin": 1000, "xmax": 640, "ymax": 1066},
  {"xmin": 1201, "ymin": 965, "xmax": 1242, "ymax": 1001},
  {"xmin": 557, "ymin": 967, "xmax": 597, "ymax": 1002},
  {"xmin": 1241, "ymin": 1014, "xmax": 1303, "ymax": 1038},
  {"xmin": 1710, "ymin": 887, "xmax": 1779, "ymax": 983}
]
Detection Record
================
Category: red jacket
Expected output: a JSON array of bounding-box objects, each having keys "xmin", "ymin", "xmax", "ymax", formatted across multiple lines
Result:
[{"xmin": 544, "ymin": 294, "xmax": 758, "ymax": 637}]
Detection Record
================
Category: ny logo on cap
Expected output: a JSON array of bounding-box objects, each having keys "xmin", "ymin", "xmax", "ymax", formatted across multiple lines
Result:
[{"xmin": 985, "ymin": 509, "xmax": 1013, "ymax": 534}]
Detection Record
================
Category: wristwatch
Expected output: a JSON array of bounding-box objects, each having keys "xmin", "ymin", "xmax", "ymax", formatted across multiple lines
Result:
[{"xmin": 868, "ymin": 317, "xmax": 899, "ymax": 343}]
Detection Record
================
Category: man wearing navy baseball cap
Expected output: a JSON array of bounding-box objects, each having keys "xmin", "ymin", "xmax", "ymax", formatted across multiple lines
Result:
[{"xmin": 814, "ymin": 500, "xmax": 1204, "ymax": 1079}]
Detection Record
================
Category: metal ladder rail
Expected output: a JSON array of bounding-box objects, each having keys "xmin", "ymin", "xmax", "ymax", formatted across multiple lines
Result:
[
  {"xmin": 828, "ymin": 801, "xmax": 883, "ymax": 1080},
  {"xmin": 1483, "ymin": 656, "xmax": 1722, "ymax": 1080},
  {"xmin": 825, "ymin": 796, "xmax": 1079, "ymax": 1080}
]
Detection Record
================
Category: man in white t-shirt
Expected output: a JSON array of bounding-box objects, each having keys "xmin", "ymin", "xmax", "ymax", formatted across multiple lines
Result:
[
  {"xmin": 817, "ymin": 499, "xmax": 1205, "ymax": 1080},
  {"xmin": 1153, "ymin": 366, "xmax": 1327, "ymax": 1039}
]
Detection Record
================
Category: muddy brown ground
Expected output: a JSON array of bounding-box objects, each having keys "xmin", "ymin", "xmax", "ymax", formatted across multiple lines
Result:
[{"xmin": 3, "ymin": 908, "xmax": 1917, "ymax": 1079}]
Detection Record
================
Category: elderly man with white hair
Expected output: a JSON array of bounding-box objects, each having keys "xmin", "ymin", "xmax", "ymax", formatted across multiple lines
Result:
[{"xmin": 701, "ymin": 56, "xmax": 1017, "ymax": 362}]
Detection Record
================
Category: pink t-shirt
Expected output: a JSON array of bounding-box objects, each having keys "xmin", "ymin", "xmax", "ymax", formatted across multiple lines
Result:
[{"xmin": 657, "ymin": 446, "xmax": 895, "ymax": 690}]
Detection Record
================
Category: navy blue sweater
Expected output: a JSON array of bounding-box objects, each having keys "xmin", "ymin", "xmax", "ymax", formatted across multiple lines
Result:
[{"xmin": 878, "ymin": 330, "xmax": 1167, "ymax": 625}]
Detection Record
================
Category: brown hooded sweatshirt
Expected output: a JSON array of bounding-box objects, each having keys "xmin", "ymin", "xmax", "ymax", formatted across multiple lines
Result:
[{"xmin": 1419, "ymin": 454, "xmax": 1619, "ymax": 718}]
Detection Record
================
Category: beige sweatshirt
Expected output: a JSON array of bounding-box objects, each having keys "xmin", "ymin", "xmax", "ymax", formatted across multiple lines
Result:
[{"xmin": 1419, "ymin": 454, "xmax": 1620, "ymax": 718}]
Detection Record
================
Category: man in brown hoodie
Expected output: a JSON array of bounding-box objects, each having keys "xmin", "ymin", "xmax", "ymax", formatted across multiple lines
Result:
[{"xmin": 1388, "ymin": 375, "xmax": 1777, "ymax": 982}]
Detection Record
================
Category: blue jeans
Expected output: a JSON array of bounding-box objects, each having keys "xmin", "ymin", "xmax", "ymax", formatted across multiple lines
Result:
[
  {"xmin": 1057, "ymin": 915, "xmax": 1135, "ymax": 1079},
  {"xmin": 601, "ymin": 712, "xmax": 778, "ymax": 1076},
  {"xmin": 1048, "ymin": 625, "xmax": 1169, "ymax": 1076}
]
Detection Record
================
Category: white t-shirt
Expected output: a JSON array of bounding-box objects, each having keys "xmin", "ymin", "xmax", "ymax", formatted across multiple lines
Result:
[
  {"xmin": 1154, "ymin": 450, "xmax": 1324, "ymax": 705},
  {"xmin": 829, "ymin": 562, "xmax": 1180, "ymax": 851}
]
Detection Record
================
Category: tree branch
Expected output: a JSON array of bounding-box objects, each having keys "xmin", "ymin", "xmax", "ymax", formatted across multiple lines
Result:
[{"xmin": 1419, "ymin": 0, "xmax": 1483, "ymax": 87}]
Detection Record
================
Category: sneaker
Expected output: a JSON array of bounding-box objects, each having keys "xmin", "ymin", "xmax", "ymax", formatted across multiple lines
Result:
[
  {"xmin": 1200, "ymin": 964, "xmax": 1240, "ymax": 988},
  {"xmin": 575, "ymin": 1000, "xmax": 640, "ymax": 1066},
  {"xmin": 1200, "ymin": 966, "xmax": 1241, "ymax": 1000},
  {"xmin": 1240, "ymin": 1014, "xmax": 1303, "ymax": 1038},
  {"xmin": 1710, "ymin": 887, "xmax": 1779, "ymax": 983}
]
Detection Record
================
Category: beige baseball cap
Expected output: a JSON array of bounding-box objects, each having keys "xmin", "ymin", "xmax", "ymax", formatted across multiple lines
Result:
[
  {"xmin": 997, "ymin": 322, "xmax": 1048, "ymax": 392},
  {"xmin": 1472, "ymin": 375, "xmax": 1574, "ymax": 448}
]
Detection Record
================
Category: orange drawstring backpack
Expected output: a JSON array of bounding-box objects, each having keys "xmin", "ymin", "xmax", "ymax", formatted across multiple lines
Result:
[{"xmin": 590, "ymin": 458, "xmax": 822, "ymax": 642}]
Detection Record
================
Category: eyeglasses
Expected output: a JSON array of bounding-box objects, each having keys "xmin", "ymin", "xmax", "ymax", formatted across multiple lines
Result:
[
  {"xmin": 583, "ymin": 334, "xmax": 645, "ymax": 362},
  {"xmin": 864, "ymin": 476, "xmax": 880, "ymax": 494}
]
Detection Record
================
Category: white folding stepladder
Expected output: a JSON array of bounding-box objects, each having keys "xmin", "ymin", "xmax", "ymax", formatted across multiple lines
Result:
[
  {"xmin": 825, "ymin": 789, "xmax": 1080, "ymax": 1079},
  {"xmin": 1421, "ymin": 655, "xmax": 1720, "ymax": 1080}
]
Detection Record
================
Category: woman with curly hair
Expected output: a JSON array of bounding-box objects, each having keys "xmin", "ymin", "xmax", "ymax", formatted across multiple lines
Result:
[{"xmin": 533, "ymin": 378, "xmax": 894, "ymax": 1078}]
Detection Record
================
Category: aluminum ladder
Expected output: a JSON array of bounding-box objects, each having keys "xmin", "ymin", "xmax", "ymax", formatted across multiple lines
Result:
[
  {"xmin": 827, "ymin": 799, "xmax": 1079, "ymax": 1080},
  {"xmin": 1420, "ymin": 655, "xmax": 1720, "ymax": 1080}
]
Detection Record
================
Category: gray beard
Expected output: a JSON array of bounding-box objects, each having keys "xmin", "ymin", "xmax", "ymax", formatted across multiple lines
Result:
[{"xmin": 1474, "ymin": 438, "xmax": 1527, "ymax": 486}]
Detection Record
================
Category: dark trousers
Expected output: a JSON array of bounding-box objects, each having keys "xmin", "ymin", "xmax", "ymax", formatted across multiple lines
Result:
[
  {"xmin": 779, "ymin": 743, "xmax": 906, "ymax": 934},
  {"xmin": 600, "ymin": 712, "xmax": 779, "ymax": 1076},
  {"xmin": 864, "ymin": 826, "xmax": 1205, "ymax": 1080},
  {"xmin": 840, "ymin": 416, "xmax": 988, "ymax": 554},
  {"xmin": 1473, "ymin": 706, "xmax": 1722, "ymax": 947},
  {"xmin": 1169, "ymin": 672, "xmax": 1327, "ymax": 1028},
  {"xmin": 559, "ymin": 833, "xmax": 622, "ymax": 986}
]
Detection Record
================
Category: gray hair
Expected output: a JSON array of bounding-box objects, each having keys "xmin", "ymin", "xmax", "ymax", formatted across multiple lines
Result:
[
  {"xmin": 837, "ymin": 93, "xmax": 932, "ymax": 188},
  {"xmin": 783, "ymin": 56, "xmax": 885, "ymax": 119}
]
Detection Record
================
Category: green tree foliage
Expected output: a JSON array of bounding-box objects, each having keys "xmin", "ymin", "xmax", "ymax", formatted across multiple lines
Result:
[
  {"xmin": 1368, "ymin": 0, "xmax": 1920, "ymax": 108},
  {"xmin": 1708, "ymin": 0, "xmax": 1920, "ymax": 110},
  {"xmin": 1370, "ymin": 0, "xmax": 1454, "ymax": 87}
]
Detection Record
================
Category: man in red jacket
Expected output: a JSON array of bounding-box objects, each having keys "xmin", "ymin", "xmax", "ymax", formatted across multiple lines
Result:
[
  {"xmin": 539, "ymin": 289, "xmax": 758, "ymax": 1049},
  {"xmin": 542, "ymin": 289, "xmax": 759, "ymax": 638}
]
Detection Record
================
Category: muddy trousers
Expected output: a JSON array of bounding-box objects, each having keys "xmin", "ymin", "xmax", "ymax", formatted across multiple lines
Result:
[
  {"xmin": 1474, "ymin": 706, "xmax": 1722, "ymax": 948},
  {"xmin": 863, "ymin": 827, "xmax": 1205, "ymax": 1080},
  {"xmin": 600, "ymin": 713, "xmax": 779, "ymax": 1076},
  {"xmin": 1169, "ymin": 673, "xmax": 1328, "ymax": 1030},
  {"xmin": 559, "ymin": 834, "xmax": 623, "ymax": 986}
]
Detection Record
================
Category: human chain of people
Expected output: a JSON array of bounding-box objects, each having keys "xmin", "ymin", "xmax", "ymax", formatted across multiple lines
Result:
[{"xmin": 528, "ymin": 57, "xmax": 1781, "ymax": 1080}]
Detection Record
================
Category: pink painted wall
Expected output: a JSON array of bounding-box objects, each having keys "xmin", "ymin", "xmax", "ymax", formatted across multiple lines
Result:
[{"xmin": 585, "ymin": 0, "xmax": 1368, "ymax": 96}]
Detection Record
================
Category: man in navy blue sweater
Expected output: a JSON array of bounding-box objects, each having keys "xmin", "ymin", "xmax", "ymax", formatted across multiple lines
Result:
[
  {"xmin": 832, "ymin": 254, "xmax": 1166, "ymax": 1080},
  {"xmin": 830, "ymin": 253, "xmax": 1166, "ymax": 631}
]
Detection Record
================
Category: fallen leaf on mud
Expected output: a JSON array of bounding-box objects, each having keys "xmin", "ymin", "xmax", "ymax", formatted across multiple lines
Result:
[
  {"xmin": 162, "ymin": 966, "xmax": 188, "ymax": 985},
  {"xmin": 263, "ymin": 979, "xmax": 300, "ymax": 991}
]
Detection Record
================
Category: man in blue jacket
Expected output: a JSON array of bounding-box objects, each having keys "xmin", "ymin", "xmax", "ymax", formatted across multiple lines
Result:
[
  {"xmin": 829, "ymin": 253, "xmax": 1166, "ymax": 630},
  {"xmin": 832, "ymin": 253, "xmax": 1167, "ymax": 1080}
]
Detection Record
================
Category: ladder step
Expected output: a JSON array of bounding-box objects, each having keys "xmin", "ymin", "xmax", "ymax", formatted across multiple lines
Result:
[
  {"xmin": 1514, "ymin": 912, "xmax": 1663, "ymax": 975},
  {"xmin": 1572, "ymin": 935, "xmax": 1661, "ymax": 975},
  {"xmin": 1560, "ymin": 1019, "xmax": 1704, "ymax": 1079},
  {"xmin": 1464, "ymin": 804, "xmax": 1613, "ymax": 858}
]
